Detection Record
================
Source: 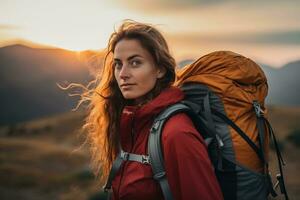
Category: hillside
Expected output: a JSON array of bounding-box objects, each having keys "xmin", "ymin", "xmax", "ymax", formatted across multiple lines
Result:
[
  {"xmin": 0, "ymin": 106, "xmax": 299, "ymax": 200},
  {"xmin": 261, "ymin": 61, "xmax": 300, "ymax": 106},
  {"xmin": 0, "ymin": 110, "xmax": 106, "ymax": 200},
  {"xmin": 0, "ymin": 45, "xmax": 97, "ymax": 125}
]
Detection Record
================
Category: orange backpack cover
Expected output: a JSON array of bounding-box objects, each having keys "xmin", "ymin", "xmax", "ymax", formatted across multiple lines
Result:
[{"xmin": 175, "ymin": 51, "xmax": 269, "ymax": 172}]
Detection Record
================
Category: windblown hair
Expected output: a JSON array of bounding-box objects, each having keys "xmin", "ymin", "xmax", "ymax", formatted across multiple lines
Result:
[{"xmin": 69, "ymin": 20, "xmax": 176, "ymax": 183}]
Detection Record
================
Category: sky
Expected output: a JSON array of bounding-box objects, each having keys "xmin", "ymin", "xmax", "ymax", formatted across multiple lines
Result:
[{"xmin": 1, "ymin": 0, "xmax": 300, "ymax": 67}]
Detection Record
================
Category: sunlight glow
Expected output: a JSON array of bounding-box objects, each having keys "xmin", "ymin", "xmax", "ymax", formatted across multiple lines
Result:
[
  {"xmin": 1, "ymin": 0, "xmax": 300, "ymax": 66},
  {"xmin": 0, "ymin": 0, "xmax": 148, "ymax": 50}
]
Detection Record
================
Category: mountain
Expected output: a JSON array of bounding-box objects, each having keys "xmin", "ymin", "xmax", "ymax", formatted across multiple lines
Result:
[
  {"xmin": 0, "ymin": 44, "xmax": 96, "ymax": 125},
  {"xmin": 178, "ymin": 59, "xmax": 194, "ymax": 68},
  {"xmin": 0, "ymin": 44, "xmax": 299, "ymax": 125},
  {"xmin": 260, "ymin": 61, "xmax": 300, "ymax": 106}
]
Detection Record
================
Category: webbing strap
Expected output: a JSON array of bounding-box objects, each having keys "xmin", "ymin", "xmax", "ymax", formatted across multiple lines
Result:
[
  {"xmin": 253, "ymin": 101, "xmax": 278, "ymax": 197},
  {"xmin": 148, "ymin": 103, "xmax": 192, "ymax": 200},
  {"xmin": 257, "ymin": 117, "xmax": 266, "ymax": 164},
  {"xmin": 103, "ymin": 104, "xmax": 191, "ymax": 200},
  {"xmin": 154, "ymin": 172, "xmax": 174, "ymax": 200},
  {"xmin": 103, "ymin": 150, "xmax": 150, "ymax": 200},
  {"xmin": 103, "ymin": 152, "xmax": 124, "ymax": 199},
  {"xmin": 211, "ymin": 108, "xmax": 264, "ymax": 163},
  {"xmin": 120, "ymin": 150, "xmax": 150, "ymax": 165},
  {"xmin": 149, "ymin": 119, "xmax": 173, "ymax": 200},
  {"xmin": 203, "ymin": 92, "xmax": 224, "ymax": 148},
  {"xmin": 265, "ymin": 119, "xmax": 289, "ymax": 200},
  {"xmin": 253, "ymin": 101, "xmax": 267, "ymax": 165}
]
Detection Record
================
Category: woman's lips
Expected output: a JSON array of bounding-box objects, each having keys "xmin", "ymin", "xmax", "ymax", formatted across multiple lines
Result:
[{"xmin": 120, "ymin": 83, "xmax": 136, "ymax": 89}]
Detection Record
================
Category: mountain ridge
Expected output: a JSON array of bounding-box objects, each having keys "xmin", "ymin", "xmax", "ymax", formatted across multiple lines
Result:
[{"xmin": 1, "ymin": 44, "xmax": 299, "ymax": 125}]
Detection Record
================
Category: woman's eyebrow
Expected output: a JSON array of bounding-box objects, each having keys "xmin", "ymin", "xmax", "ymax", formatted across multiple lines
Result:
[
  {"xmin": 127, "ymin": 55, "xmax": 142, "ymax": 60},
  {"xmin": 114, "ymin": 54, "xmax": 142, "ymax": 62},
  {"xmin": 113, "ymin": 58, "xmax": 121, "ymax": 62}
]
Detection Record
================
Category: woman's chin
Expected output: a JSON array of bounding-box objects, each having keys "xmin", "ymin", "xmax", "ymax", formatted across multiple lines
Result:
[
  {"xmin": 122, "ymin": 92, "xmax": 147, "ymax": 103},
  {"xmin": 122, "ymin": 92, "xmax": 137, "ymax": 100}
]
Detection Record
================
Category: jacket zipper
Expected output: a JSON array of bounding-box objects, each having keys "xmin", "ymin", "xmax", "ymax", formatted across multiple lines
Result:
[{"xmin": 117, "ymin": 111, "xmax": 136, "ymax": 198}]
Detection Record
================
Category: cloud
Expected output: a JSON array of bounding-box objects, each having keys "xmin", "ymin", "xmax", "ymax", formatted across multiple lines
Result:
[
  {"xmin": 0, "ymin": 24, "xmax": 20, "ymax": 31},
  {"xmin": 165, "ymin": 30, "xmax": 300, "ymax": 68},
  {"xmin": 233, "ymin": 30, "xmax": 300, "ymax": 45},
  {"xmin": 167, "ymin": 29, "xmax": 300, "ymax": 46},
  {"xmin": 109, "ymin": 0, "xmax": 300, "ymax": 38},
  {"xmin": 111, "ymin": 0, "xmax": 299, "ymax": 13},
  {"xmin": 109, "ymin": 0, "xmax": 227, "ymax": 14}
]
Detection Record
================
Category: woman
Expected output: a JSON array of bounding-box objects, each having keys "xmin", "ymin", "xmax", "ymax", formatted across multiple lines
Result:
[{"xmin": 82, "ymin": 20, "xmax": 223, "ymax": 200}]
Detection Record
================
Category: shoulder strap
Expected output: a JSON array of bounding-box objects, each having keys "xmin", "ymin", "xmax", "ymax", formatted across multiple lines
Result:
[
  {"xmin": 148, "ymin": 103, "xmax": 193, "ymax": 200},
  {"xmin": 104, "ymin": 103, "xmax": 196, "ymax": 200},
  {"xmin": 253, "ymin": 101, "xmax": 267, "ymax": 165},
  {"xmin": 103, "ymin": 152, "xmax": 124, "ymax": 199},
  {"xmin": 103, "ymin": 150, "xmax": 150, "ymax": 199},
  {"xmin": 253, "ymin": 101, "xmax": 278, "ymax": 197}
]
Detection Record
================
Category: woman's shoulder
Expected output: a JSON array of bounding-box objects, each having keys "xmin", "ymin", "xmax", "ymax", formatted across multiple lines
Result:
[{"xmin": 161, "ymin": 112, "xmax": 205, "ymax": 146}]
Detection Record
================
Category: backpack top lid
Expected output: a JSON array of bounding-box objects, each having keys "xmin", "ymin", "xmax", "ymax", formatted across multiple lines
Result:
[{"xmin": 175, "ymin": 51, "xmax": 268, "ymax": 105}]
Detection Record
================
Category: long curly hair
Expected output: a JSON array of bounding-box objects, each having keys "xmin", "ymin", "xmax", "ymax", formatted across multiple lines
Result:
[{"xmin": 66, "ymin": 20, "xmax": 177, "ymax": 183}]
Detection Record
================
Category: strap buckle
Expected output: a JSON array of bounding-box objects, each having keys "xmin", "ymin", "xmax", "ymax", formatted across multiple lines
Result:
[
  {"xmin": 275, "ymin": 173, "xmax": 286, "ymax": 195},
  {"xmin": 253, "ymin": 101, "xmax": 264, "ymax": 117},
  {"xmin": 120, "ymin": 150, "xmax": 129, "ymax": 160},
  {"xmin": 153, "ymin": 171, "xmax": 166, "ymax": 180},
  {"xmin": 266, "ymin": 172, "xmax": 277, "ymax": 197},
  {"xmin": 150, "ymin": 121, "xmax": 160, "ymax": 133},
  {"xmin": 216, "ymin": 134, "xmax": 224, "ymax": 148},
  {"xmin": 142, "ymin": 155, "xmax": 150, "ymax": 164},
  {"xmin": 103, "ymin": 185, "xmax": 111, "ymax": 193}
]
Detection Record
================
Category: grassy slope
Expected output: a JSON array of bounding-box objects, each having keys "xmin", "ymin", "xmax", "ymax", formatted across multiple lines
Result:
[
  {"xmin": 0, "ymin": 111, "xmax": 103, "ymax": 200},
  {"xmin": 0, "ymin": 106, "xmax": 299, "ymax": 200},
  {"xmin": 267, "ymin": 106, "xmax": 300, "ymax": 199}
]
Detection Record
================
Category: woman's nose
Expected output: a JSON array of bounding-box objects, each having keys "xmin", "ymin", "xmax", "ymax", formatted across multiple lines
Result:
[{"xmin": 119, "ymin": 64, "xmax": 130, "ymax": 80}]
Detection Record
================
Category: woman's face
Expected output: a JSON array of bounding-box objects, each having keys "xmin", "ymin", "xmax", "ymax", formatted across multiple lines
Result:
[{"xmin": 113, "ymin": 39, "xmax": 165, "ymax": 104}]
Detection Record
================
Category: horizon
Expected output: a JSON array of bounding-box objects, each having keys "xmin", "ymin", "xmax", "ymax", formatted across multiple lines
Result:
[{"xmin": 1, "ymin": 40, "xmax": 300, "ymax": 69}]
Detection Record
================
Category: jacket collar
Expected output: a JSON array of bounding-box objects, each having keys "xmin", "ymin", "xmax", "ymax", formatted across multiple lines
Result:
[{"xmin": 122, "ymin": 87, "xmax": 184, "ymax": 130}]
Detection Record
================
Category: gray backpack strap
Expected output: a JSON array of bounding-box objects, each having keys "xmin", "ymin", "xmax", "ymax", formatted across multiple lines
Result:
[
  {"xmin": 253, "ymin": 101, "xmax": 275, "ymax": 197},
  {"xmin": 203, "ymin": 91, "xmax": 224, "ymax": 148},
  {"xmin": 253, "ymin": 101, "xmax": 267, "ymax": 165},
  {"xmin": 103, "ymin": 152, "xmax": 124, "ymax": 199},
  {"xmin": 120, "ymin": 150, "xmax": 150, "ymax": 165},
  {"xmin": 253, "ymin": 101, "xmax": 289, "ymax": 199},
  {"xmin": 148, "ymin": 103, "xmax": 192, "ymax": 200},
  {"xmin": 103, "ymin": 150, "xmax": 151, "ymax": 199}
]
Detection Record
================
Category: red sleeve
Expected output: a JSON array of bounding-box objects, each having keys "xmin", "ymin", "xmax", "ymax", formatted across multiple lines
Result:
[{"xmin": 162, "ymin": 113, "xmax": 224, "ymax": 200}]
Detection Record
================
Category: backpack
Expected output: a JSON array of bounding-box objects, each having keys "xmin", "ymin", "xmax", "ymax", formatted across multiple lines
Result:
[{"xmin": 104, "ymin": 51, "xmax": 289, "ymax": 200}]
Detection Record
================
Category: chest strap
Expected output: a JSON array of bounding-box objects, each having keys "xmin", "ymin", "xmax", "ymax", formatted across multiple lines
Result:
[
  {"xmin": 120, "ymin": 150, "xmax": 150, "ymax": 165},
  {"xmin": 103, "ymin": 150, "xmax": 150, "ymax": 196}
]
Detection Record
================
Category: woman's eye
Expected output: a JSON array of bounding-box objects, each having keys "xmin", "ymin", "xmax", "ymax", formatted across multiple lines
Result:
[
  {"xmin": 113, "ymin": 62, "xmax": 122, "ymax": 70},
  {"xmin": 130, "ymin": 60, "xmax": 141, "ymax": 67}
]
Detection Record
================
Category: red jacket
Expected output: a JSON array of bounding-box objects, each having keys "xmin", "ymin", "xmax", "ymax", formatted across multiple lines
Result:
[{"xmin": 111, "ymin": 87, "xmax": 223, "ymax": 200}]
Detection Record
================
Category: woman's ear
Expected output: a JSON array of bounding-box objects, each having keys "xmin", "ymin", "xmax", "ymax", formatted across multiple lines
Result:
[{"xmin": 157, "ymin": 67, "xmax": 166, "ymax": 79}]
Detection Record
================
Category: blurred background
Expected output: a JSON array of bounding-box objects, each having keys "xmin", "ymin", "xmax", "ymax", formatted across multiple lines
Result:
[{"xmin": 0, "ymin": 0, "xmax": 300, "ymax": 199}]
